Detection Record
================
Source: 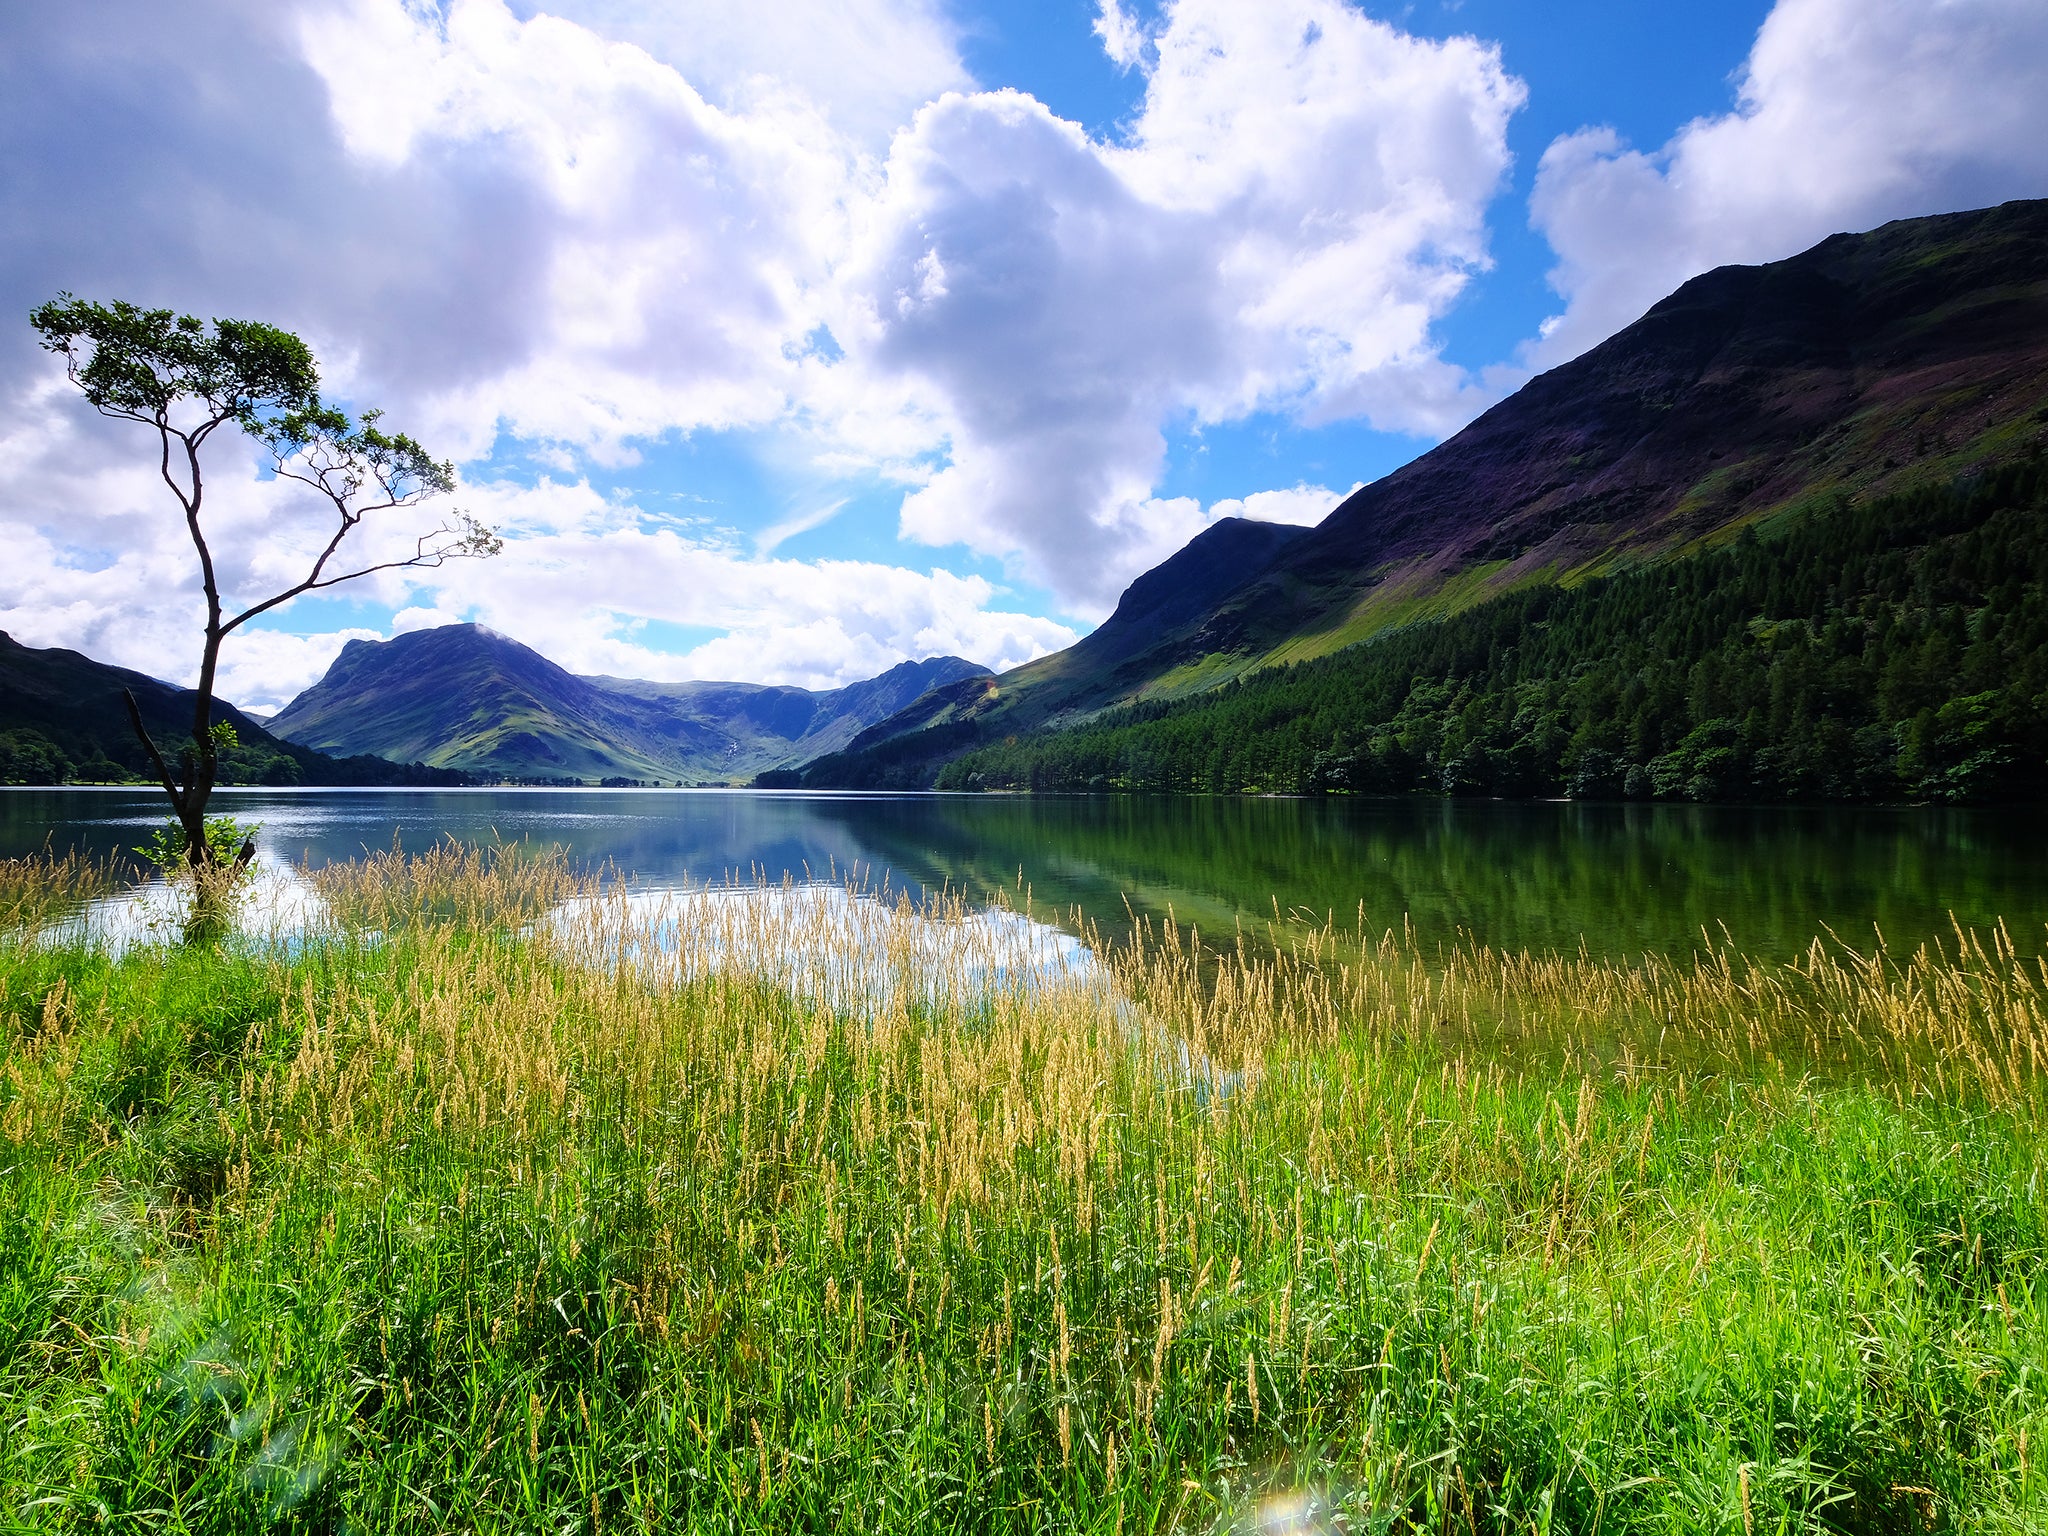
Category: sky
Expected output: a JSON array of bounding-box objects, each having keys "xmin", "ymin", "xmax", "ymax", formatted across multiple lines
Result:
[{"xmin": 2, "ymin": 0, "xmax": 2045, "ymax": 711}]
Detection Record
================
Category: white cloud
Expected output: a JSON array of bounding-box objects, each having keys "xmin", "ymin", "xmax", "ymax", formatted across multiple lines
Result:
[
  {"xmin": 840, "ymin": 0, "xmax": 1521, "ymax": 613},
  {"xmin": 1528, "ymin": 0, "xmax": 2048, "ymax": 366},
  {"xmin": 390, "ymin": 606, "xmax": 466, "ymax": 635},
  {"xmin": 426, "ymin": 478, "xmax": 1075, "ymax": 690},
  {"xmin": 293, "ymin": 0, "xmax": 863, "ymax": 460},
  {"xmin": 0, "ymin": 0, "xmax": 863, "ymax": 467},
  {"xmin": 0, "ymin": 0, "xmax": 1523, "ymax": 691},
  {"xmin": 754, "ymin": 498, "xmax": 849, "ymax": 556},
  {"xmin": 1210, "ymin": 482, "xmax": 1354, "ymax": 527},
  {"xmin": 506, "ymin": 0, "xmax": 967, "ymax": 145},
  {"xmin": 1093, "ymin": 0, "xmax": 1148, "ymax": 72}
]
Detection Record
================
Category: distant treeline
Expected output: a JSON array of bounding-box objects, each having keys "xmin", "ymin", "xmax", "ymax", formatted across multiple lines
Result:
[
  {"xmin": 0, "ymin": 722, "xmax": 472, "ymax": 789},
  {"xmin": 938, "ymin": 459, "xmax": 2048, "ymax": 804}
]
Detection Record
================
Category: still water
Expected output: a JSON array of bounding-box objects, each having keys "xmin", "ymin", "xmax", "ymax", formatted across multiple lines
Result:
[{"xmin": 4, "ymin": 786, "xmax": 2045, "ymax": 962}]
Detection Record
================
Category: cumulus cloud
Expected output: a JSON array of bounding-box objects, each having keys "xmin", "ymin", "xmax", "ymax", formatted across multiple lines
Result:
[
  {"xmin": 0, "ymin": 0, "xmax": 1523, "ymax": 688},
  {"xmin": 293, "ymin": 0, "xmax": 862, "ymax": 459},
  {"xmin": 840, "ymin": 0, "xmax": 1522, "ymax": 613},
  {"xmin": 1093, "ymin": 0, "xmax": 1148, "ymax": 72},
  {"xmin": 0, "ymin": 0, "xmax": 874, "ymax": 464},
  {"xmin": 0, "ymin": 419, "xmax": 1071, "ymax": 707},
  {"xmin": 510, "ymin": 0, "xmax": 968, "ymax": 144},
  {"xmin": 1210, "ymin": 482, "xmax": 1355, "ymax": 527},
  {"xmin": 1528, "ymin": 0, "xmax": 2048, "ymax": 366},
  {"xmin": 424, "ymin": 479, "xmax": 1075, "ymax": 691},
  {"xmin": 0, "ymin": 0, "xmax": 552, "ymax": 416}
]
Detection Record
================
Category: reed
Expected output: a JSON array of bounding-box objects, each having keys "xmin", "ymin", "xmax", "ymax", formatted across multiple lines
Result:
[
  {"xmin": 0, "ymin": 844, "xmax": 130, "ymax": 930},
  {"xmin": 1, "ymin": 850, "xmax": 2043, "ymax": 1532}
]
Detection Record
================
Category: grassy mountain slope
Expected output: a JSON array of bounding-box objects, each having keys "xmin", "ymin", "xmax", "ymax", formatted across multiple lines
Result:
[
  {"xmin": 994, "ymin": 517, "xmax": 1314, "ymax": 724},
  {"xmin": 1208, "ymin": 196, "xmax": 2048, "ymax": 672},
  {"xmin": 0, "ymin": 632, "xmax": 469, "ymax": 787},
  {"xmin": 934, "ymin": 460, "xmax": 2048, "ymax": 804},
  {"xmin": 267, "ymin": 624, "xmax": 986, "ymax": 783},
  {"xmin": 268, "ymin": 626, "xmax": 680, "ymax": 782},
  {"xmin": 807, "ymin": 198, "xmax": 2048, "ymax": 788}
]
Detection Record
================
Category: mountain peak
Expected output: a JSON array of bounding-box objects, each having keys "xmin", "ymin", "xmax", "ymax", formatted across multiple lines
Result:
[
  {"xmin": 268, "ymin": 633, "xmax": 996, "ymax": 783},
  {"xmin": 995, "ymin": 516, "xmax": 1314, "ymax": 702},
  {"xmin": 1104, "ymin": 517, "xmax": 1315, "ymax": 635}
]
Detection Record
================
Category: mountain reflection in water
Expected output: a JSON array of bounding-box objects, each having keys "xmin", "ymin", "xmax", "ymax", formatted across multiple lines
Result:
[{"xmin": 2, "ymin": 786, "xmax": 2044, "ymax": 964}]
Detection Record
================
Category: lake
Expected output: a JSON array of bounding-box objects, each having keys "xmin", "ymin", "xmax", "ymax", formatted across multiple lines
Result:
[{"xmin": 3, "ymin": 786, "xmax": 2044, "ymax": 963}]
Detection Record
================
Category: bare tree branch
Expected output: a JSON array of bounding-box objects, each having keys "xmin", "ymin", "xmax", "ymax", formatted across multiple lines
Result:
[
  {"xmin": 123, "ymin": 686, "xmax": 186, "ymax": 816},
  {"xmin": 222, "ymin": 517, "xmax": 500, "ymax": 636}
]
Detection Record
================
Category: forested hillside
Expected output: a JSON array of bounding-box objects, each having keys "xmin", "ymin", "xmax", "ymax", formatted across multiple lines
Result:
[
  {"xmin": 802, "ymin": 200, "xmax": 2048, "ymax": 787},
  {"xmin": 935, "ymin": 460, "xmax": 2048, "ymax": 803},
  {"xmin": 0, "ymin": 632, "xmax": 471, "ymax": 788}
]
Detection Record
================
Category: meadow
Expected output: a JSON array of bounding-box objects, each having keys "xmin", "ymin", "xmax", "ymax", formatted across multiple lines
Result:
[{"xmin": 1, "ymin": 845, "xmax": 2044, "ymax": 1533}]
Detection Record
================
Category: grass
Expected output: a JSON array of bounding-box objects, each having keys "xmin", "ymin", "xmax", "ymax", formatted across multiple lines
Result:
[
  {"xmin": 0, "ymin": 847, "xmax": 133, "ymax": 931},
  {"xmin": 2, "ymin": 844, "xmax": 2045, "ymax": 1532}
]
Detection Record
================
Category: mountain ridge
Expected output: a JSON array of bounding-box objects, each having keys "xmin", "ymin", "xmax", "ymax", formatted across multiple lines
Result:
[
  {"xmin": 0, "ymin": 631, "xmax": 470, "ymax": 787},
  {"xmin": 802, "ymin": 197, "xmax": 2048, "ymax": 787},
  {"xmin": 1203, "ymin": 196, "xmax": 2048, "ymax": 673},
  {"xmin": 267, "ymin": 624, "xmax": 988, "ymax": 783},
  {"xmin": 994, "ymin": 516, "xmax": 1315, "ymax": 727}
]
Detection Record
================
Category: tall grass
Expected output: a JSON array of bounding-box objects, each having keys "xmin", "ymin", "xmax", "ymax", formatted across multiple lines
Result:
[
  {"xmin": 0, "ymin": 846, "xmax": 131, "ymax": 931},
  {"xmin": 1, "ymin": 846, "xmax": 2044, "ymax": 1532}
]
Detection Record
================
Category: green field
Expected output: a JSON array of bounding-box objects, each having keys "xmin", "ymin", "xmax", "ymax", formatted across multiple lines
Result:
[{"xmin": 2, "ymin": 847, "xmax": 2045, "ymax": 1531}]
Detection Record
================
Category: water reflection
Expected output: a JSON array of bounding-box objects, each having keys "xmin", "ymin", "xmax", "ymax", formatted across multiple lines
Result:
[
  {"xmin": 34, "ymin": 854, "xmax": 327, "ymax": 959},
  {"xmin": 543, "ymin": 883, "xmax": 1103, "ymax": 1014},
  {"xmin": 32, "ymin": 851, "xmax": 1115, "ymax": 1020},
  {"xmin": 24, "ymin": 846, "xmax": 1253, "ymax": 1101},
  {"xmin": 3, "ymin": 786, "xmax": 2043, "ymax": 962}
]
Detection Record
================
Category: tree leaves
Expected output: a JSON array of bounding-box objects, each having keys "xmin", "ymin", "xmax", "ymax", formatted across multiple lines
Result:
[
  {"xmin": 28, "ymin": 294, "xmax": 318, "ymax": 430},
  {"xmin": 27, "ymin": 291, "xmax": 498, "ymax": 865}
]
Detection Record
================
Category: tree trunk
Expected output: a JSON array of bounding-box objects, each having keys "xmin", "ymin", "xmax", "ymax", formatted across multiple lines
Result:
[
  {"xmin": 183, "ymin": 622, "xmax": 224, "ymax": 866},
  {"xmin": 121, "ymin": 664, "xmax": 223, "ymax": 870}
]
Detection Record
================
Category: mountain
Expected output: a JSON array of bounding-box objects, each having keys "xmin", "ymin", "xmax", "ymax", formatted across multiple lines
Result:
[
  {"xmin": 0, "ymin": 632, "xmax": 470, "ymax": 787},
  {"xmin": 265, "ymin": 624, "xmax": 987, "ymax": 783},
  {"xmin": 931, "ymin": 461, "xmax": 2048, "ymax": 804},
  {"xmin": 791, "ymin": 517, "xmax": 1310, "ymax": 787},
  {"xmin": 995, "ymin": 515, "xmax": 1314, "ymax": 722},
  {"xmin": 807, "ymin": 197, "xmax": 2048, "ymax": 787},
  {"xmin": 1191, "ymin": 196, "xmax": 2048, "ymax": 674}
]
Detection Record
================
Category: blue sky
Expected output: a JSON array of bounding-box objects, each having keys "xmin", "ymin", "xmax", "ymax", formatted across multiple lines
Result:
[{"xmin": 1, "ymin": 0, "xmax": 2043, "ymax": 708}]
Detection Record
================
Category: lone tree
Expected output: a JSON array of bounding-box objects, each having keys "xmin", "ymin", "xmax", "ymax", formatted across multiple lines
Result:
[{"xmin": 30, "ymin": 295, "xmax": 500, "ymax": 867}]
